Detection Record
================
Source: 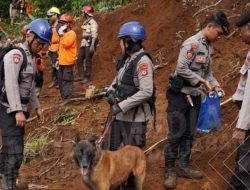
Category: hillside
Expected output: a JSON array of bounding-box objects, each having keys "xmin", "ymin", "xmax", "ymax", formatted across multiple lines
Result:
[{"xmin": 19, "ymin": 0, "xmax": 249, "ymax": 189}]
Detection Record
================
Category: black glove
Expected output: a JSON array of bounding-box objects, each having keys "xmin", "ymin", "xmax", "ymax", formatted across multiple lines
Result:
[
  {"xmin": 89, "ymin": 45, "xmax": 95, "ymax": 53},
  {"xmin": 111, "ymin": 104, "xmax": 122, "ymax": 115},
  {"xmin": 106, "ymin": 90, "xmax": 116, "ymax": 105}
]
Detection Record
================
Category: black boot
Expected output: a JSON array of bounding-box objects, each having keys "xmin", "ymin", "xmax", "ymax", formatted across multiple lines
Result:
[
  {"xmin": 0, "ymin": 174, "xmax": 8, "ymax": 190},
  {"xmin": 177, "ymin": 165, "xmax": 203, "ymax": 179},
  {"xmin": 76, "ymin": 66, "xmax": 84, "ymax": 81},
  {"xmin": 164, "ymin": 168, "xmax": 176, "ymax": 189}
]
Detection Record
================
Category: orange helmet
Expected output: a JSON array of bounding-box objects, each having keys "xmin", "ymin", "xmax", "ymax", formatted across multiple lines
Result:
[
  {"xmin": 59, "ymin": 14, "xmax": 73, "ymax": 23},
  {"xmin": 82, "ymin": 6, "xmax": 94, "ymax": 16},
  {"xmin": 21, "ymin": 25, "xmax": 28, "ymax": 35}
]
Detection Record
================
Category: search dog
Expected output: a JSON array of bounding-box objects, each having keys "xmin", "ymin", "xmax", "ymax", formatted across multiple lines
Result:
[{"xmin": 73, "ymin": 135, "xmax": 146, "ymax": 190}]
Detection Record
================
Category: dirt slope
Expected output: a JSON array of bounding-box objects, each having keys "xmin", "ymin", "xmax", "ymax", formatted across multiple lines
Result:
[{"xmin": 19, "ymin": 0, "xmax": 249, "ymax": 189}]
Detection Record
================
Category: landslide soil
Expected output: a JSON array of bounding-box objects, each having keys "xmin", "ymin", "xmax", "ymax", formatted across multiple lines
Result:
[{"xmin": 19, "ymin": 0, "xmax": 249, "ymax": 189}]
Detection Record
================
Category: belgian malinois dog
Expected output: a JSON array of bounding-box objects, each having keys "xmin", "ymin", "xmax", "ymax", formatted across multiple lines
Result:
[{"xmin": 73, "ymin": 135, "xmax": 146, "ymax": 190}]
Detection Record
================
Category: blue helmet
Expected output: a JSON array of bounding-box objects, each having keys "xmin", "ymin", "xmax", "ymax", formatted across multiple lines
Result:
[
  {"xmin": 27, "ymin": 19, "xmax": 52, "ymax": 43},
  {"xmin": 118, "ymin": 21, "xmax": 146, "ymax": 41}
]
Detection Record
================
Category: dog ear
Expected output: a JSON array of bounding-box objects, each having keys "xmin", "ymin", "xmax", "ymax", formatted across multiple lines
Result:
[
  {"xmin": 75, "ymin": 132, "xmax": 81, "ymax": 144},
  {"xmin": 88, "ymin": 135, "xmax": 98, "ymax": 147}
]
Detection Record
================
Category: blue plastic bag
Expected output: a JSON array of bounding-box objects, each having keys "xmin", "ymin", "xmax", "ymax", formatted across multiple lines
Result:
[{"xmin": 197, "ymin": 93, "xmax": 221, "ymax": 133}]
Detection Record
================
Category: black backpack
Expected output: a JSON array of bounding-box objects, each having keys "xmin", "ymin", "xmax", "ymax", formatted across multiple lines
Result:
[{"xmin": 0, "ymin": 45, "xmax": 27, "ymax": 103}]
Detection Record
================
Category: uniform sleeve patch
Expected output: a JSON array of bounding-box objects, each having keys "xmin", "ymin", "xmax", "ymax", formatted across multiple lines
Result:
[
  {"xmin": 186, "ymin": 50, "xmax": 194, "ymax": 60},
  {"xmin": 139, "ymin": 63, "xmax": 148, "ymax": 76},
  {"xmin": 195, "ymin": 55, "xmax": 206, "ymax": 63},
  {"xmin": 13, "ymin": 54, "xmax": 21, "ymax": 64},
  {"xmin": 191, "ymin": 43, "xmax": 198, "ymax": 49}
]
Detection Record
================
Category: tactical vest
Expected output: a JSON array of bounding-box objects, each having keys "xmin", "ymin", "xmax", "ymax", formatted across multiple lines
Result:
[
  {"xmin": 116, "ymin": 52, "xmax": 151, "ymax": 100},
  {"xmin": 115, "ymin": 52, "xmax": 156, "ymax": 124},
  {"xmin": 0, "ymin": 45, "xmax": 28, "ymax": 104}
]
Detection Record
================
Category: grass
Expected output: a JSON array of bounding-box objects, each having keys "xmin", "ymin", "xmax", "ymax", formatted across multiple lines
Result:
[
  {"xmin": 54, "ymin": 107, "xmax": 78, "ymax": 126},
  {"xmin": 24, "ymin": 135, "xmax": 49, "ymax": 163}
]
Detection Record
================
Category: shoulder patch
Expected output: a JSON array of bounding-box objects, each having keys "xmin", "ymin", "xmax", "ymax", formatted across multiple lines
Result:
[
  {"xmin": 13, "ymin": 53, "xmax": 21, "ymax": 64},
  {"xmin": 186, "ymin": 50, "xmax": 194, "ymax": 60},
  {"xmin": 139, "ymin": 63, "xmax": 148, "ymax": 76},
  {"xmin": 191, "ymin": 43, "xmax": 198, "ymax": 49}
]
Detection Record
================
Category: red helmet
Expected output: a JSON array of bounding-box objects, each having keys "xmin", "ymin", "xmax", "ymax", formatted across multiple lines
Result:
[
  {"xmin": 82, "ymin": 6, "xmax": 94, "ymax": 16},
  {"xmin": 21, "ymin": 25, "xmax": 28, "ymax": 35},
  {"xmin": 59, "ymin": 14, "xmax": 73, "ymax": 23}
]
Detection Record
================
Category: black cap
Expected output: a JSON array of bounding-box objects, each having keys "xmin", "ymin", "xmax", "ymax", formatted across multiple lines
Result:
[
  {"xmin": 236, "ymin": 9, "xmax": 250, "ymax": 27},
  {"xmin": 207, "ymin": 10, "xmax": 230, "ymax": 35}
]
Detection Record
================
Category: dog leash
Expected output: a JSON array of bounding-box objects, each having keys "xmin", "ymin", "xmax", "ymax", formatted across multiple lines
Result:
[{"xmin": 97, "ymin": 112, "xmax": 115, "ymax": 147}]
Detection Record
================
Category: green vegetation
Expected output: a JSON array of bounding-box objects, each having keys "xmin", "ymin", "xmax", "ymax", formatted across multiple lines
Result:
[
  {"xmin": 0, "ymin": 0, "xmax": 134, "ymax": 18},
  {"xmin": 31, "ymin": 0, "xmax": 134, "ymax": 16},
  {"xmin": 24, "ymin": 135, "xmax": 49, "ymax": 163},
  {"xmin": 0, "ymin": 0, "xmax": 134, "ymax": 40},
  {"xmin": 54, "ymin": 107, "xmax": 78, "ymax": 126}
]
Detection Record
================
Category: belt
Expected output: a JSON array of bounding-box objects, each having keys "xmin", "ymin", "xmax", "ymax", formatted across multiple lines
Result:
[{"xmin": 2, "ymin": 97, "xmax": 30, "ymax": 105}]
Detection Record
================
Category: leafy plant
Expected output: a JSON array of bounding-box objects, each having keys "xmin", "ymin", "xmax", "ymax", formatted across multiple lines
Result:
[
  {"xmin": 24, "ymin": 135, "xmax": 49, "ymax": 163},
  {"xmin": 54, "ymin": 107, "xmax": 78, "ymax": 125}
]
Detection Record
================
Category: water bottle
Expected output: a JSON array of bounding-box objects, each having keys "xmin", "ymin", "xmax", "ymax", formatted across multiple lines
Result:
[{"xmin": 217, "ymin": 91, "xmax": 222, "ymax": 98}]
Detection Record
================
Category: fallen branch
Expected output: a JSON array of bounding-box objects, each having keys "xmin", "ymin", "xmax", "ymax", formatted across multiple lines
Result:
[
  {"xmin": 193, "ymin": 0, "xmax": 223, "ymax": 17},
  {"xmin": 28, "ymin": 184, "xmax": 64, "ymax": 190},
  {"xmin": 154, "ymin": 62, "xmax": 168, "ymax": 70},
  {"xmin": 227, "ymin": 14, "xmax": 240, "ymax": 19},
  {"xmin": 39, "ymin": 91, "xmax": 85, "ymax": 98},
  {"xmin": 229, "ymin": 113, "xmax": 239, "ymax": 129},
  {"xmin": 226, "ymin": 29, "xmax": 238, "ymax": 39},
  {"xmin": 144, "ymin": 137, "xmax": 168, "ymax": 154},
  {"xmin": 27, "ymin": 91, "xmax": 106, "ymax": 123},
  {"xmin": 59, "ymin": 91, "xmax": 106, "ymax": 106},
  {"xmin": 220, "ymin": 97, "xmax": 232, "ymax": 106},
  {"xmin": 38, "ymin": 157, "xmax": 62, "ymax": 178}
]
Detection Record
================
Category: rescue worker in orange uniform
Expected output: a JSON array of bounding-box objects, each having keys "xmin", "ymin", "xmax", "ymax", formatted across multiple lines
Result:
[
  {"xmin": 57, "ymin": 14, "xmax": 77, "ymax": 101},
  {"xmin": 47, "ymin": 7, "xmax": 60, "ymax": 89}
]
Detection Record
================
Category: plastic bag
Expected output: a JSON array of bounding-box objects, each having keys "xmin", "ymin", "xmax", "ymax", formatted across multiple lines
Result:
[{"xmin": 197, "ymin": 93, "xmax": 221, "ymax": 133}]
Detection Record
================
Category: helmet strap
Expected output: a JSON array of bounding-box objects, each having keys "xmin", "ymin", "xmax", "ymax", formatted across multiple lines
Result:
[
  {"xmin": 28, "ymin": 35, "xmax": 36, "ymax": 55},
  {"xmin": 123, "ymin": 38, "xmax": 142, "ymax": 55}
]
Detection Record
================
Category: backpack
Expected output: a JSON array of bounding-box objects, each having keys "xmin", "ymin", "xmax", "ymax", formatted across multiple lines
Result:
[
  {"xmin": 0, "ymin": 44, "xmax": 27, "ymax": 103},
  {"xmin": 115, "ymin": 52, "xmax": 157, "ymax": 129}
]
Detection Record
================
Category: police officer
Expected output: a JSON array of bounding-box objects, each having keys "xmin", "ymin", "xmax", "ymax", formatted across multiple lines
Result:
[
  {"xmin": 0, "ymin": 19, "xmax": 51, "ymax": 189},
  {"xmin": 77, "ymin": 5, "xmax": 99, "ymax": 83},
  {"xmin": 106, "ymin": 21, "xmax": 154, "ymax": 189},
  {"xmin": 164, "ymin": 11, "xmax": 229, "ymax": 189},
  {"xmin": 47, "ymin": 7, "xmax": 60, "ymax": 89},
  {"xmin": 228, "ymin": 10, "xmax": 250, "ymax": 190}
]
